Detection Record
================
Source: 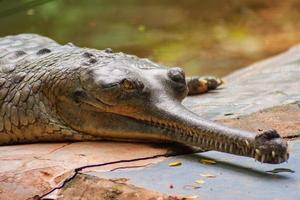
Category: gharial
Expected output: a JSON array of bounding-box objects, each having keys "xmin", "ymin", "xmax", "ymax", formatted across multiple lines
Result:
[{"xmin": 0, "ymin": 34, "xmax": 289, "ymax": 164}]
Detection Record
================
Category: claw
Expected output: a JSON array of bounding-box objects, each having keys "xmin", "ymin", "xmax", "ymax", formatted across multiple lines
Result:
[
  {"xmin": 187, "ymin": 76, "xmax": 223, "ymax": 95},
  {"xmin": 204, "ymin": 76, "xmax": 223, "ymax": 90},
  {"xmin": 216, "ymin": 78, "xmax": 224, "ymax": 86},
  {"xmin": 200, "ymin": 79, "xmax": 208, "ymax": 84},
  {"xmin": 272, "ymin": 151, "xmax": 276, "ymax": 158}
]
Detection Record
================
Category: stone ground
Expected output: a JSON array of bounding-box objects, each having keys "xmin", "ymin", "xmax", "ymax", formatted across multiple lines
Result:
[
  {"xmin": 97, "ymin": 140, "xmax": 300, "ymax": 200},
  {"xmin": 0, "ymin": 45, "xmax": 299, "ymax": 200}
]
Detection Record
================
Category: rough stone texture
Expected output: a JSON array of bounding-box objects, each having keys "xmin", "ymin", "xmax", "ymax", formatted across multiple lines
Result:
[
  {"xmin": 97, "ymin": 140, "xmax": 300, "ymax": 200},
  {"xmin": 0, "ymin": 142, "xmax": 173, "ymax": 200},
  {"xmin": 220, "ymin": 102, "xmax": 300, "ymax": 139},
  {"xmin": 56, "ymin": 174, "xmax": 183, "ymax": 200},
  {"xmin": 0, "ymin": 45, "xmax": 299, "ymax": 199}
]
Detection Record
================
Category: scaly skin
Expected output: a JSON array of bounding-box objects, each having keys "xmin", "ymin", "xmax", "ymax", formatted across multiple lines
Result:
[{"xmin": 0, "ymin": 34, "xmax": 289, "ymax": 164}]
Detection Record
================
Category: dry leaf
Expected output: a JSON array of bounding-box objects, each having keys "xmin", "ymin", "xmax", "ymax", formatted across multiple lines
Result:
[
  {"xmin": 200, "ymin": 173, "xmax": 216, "ymax": 178},
  {"xmin": 169, "ymin": 161, "xmax": 182, "ymax": 167},
  {"xmin": 266, "ymin": 168, "xmax": 295, "ymax": 174},
  {"xmin": 195, "ymin": 179, "xmax": 205, "ymax": 184},
  {"xmin": 183, "ymin": 185, "xmax": 201, "ymax": 190},
  {"xmin": 183, "ymin": 195, "xmax": 198, "ymax": 199},
  {"xmin": 199, "ymin": 159, "xmax": 216, "ymax": 165}
]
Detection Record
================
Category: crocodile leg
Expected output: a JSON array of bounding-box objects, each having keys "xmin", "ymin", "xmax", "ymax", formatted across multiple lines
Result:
[{"xmin": 186, "ymin": 76, "xmax": 223, "ymax": 95}]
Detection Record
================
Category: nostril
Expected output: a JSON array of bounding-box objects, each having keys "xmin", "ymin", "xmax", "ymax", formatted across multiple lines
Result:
[
  {"xmin": 168, "ymin": 67, "xmax": 185, "ymax": 83},
  {"xmin": 255, "ymin": 129, "xmax": 281, "ymax": 141}
]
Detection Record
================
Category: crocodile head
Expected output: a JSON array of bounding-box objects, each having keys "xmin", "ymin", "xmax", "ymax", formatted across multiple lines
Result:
[{"xmin": 55, "ymin": 50, "xmax": 289, "ymax": 164}]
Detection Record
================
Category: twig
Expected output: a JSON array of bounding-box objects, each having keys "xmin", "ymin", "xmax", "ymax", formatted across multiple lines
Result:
[{"xmin": 109, "ymin": 163, "xmax": 152, "ymax": 172}]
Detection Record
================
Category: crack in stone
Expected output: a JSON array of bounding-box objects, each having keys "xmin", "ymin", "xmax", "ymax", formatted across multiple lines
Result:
[
  {"xmin": 33, "ymin": 150, "xmax": 196, "ymax": 199},
  {"xmin": 45, "ymin": 143, "xmax": 72, "ymax": 155}
]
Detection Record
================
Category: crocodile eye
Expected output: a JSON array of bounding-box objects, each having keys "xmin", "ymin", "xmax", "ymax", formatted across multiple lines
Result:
[{"xmin": 121, "ymin": 79, "xmax": 136, "ymax": 91}]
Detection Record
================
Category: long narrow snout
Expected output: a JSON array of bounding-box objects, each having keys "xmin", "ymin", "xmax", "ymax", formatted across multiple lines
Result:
[{"xmin": 143, "ymin": 100, "xmax": 289, "ymax": 164}]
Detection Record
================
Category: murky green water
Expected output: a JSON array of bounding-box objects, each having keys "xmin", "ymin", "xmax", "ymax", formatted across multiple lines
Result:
[{"xmin": 1, "ymin": 0, "xmax": 300, "ymax": 76}]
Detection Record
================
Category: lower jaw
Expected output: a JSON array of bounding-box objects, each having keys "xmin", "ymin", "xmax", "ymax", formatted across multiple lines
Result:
[{"xmin": 138, "ymin": 118, "xmax": 255, "ymax": 156}]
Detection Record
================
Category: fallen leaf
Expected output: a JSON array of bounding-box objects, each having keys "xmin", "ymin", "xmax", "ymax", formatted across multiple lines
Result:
[
  {"xmin": 195, "ymin": 179, "xmax": 205, "ymax": 184},
  {"xmin": 200, "ymin": 173, "xmax": 216, "ymax": 178},
  {"xmin": 169, "ymin": 161, "xmax": 182, "ymax": 167},
  {"xmin": 199, "ymin": 159, "xmax": 216, "ymax": 165},
  {"xmin": 224, "ymin": 113, "xmax": 234, "ymax": 116},
  {"xmin": 266, "ymin": 168, "xmax": 295, "ymax": 174},
  {"xmin": 183, "ymin": 185, "xmax": 201, "ymax": 190},
  {"xmin": 183, "ymin": 195, "xmax": 198, "ymax": 199}
]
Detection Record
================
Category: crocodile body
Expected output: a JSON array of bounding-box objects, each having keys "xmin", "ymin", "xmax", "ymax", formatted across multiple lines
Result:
[{"xmin": 0, "ymin": 34, "xmax": 288, "ymax": 164}]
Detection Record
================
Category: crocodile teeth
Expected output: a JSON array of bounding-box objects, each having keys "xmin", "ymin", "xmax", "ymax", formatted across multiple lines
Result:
[
  {"xmin": 229, "ymin": 145, "xmax": 233, "ymax": 153},
  {"xmin": 278, "ymin": 157, "xmax": 282, "ymax": 164},
  {"xmin": 255, "ymin": 154, "xmax": 259, "ymax": 161},
  {"xmin": 261, "ymin": 154, "xmax": 265, "ymax": 163},
  {"xmin": 206, "ymin": 140, "xmax": 210, "ymax": 146},
  {"xmin": 224, "ymin": 144, "xmax": 228, "ymax": 151},
  {"xmin": 200, "ymin": 138, "xmax": 204, "ymax": 145},
  {"xmin": 201, "ymin": 139, "xmax": 205, "ymax": 145},
  {"xmin": 245, "ymin": 140, "xmax": 250, "ymax": 147},
  {"xmin": 284, "ymin": 154, "xmax": 288, "ymax": 162},
  {"xmin": 255, "ymin": 149, "xmax": 261, "ymax": 156},
  {"xmin": 214, "ymin": 142, "xmax": 217, "ymax": 149},
  {"xmin": 272, "ymin": 151, "xmax": 276, "ymax": 158},
  {"xmin": 197, "ymin": 137, "xmax": 201, "ymax": 143}
]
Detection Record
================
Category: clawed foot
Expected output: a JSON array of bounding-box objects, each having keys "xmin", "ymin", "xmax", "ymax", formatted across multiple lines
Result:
[{"xmin": 186, "ymin": 76, "xmax": 223, "ymax": 95}]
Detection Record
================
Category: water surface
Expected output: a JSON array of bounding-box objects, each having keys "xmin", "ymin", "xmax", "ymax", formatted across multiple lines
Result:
[{"xmin": 1, "ymin": 0, "xmax": 300, "ymax": 76}]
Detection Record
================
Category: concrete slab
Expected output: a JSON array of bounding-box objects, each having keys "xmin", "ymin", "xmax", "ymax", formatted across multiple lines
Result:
[
  {"xmin": 0, "ymin": 142, "xmax": 175, "ymax": 200},
  {"xmin": 56, "ymin": 174, "xmax": 180, "ymax": 200},
  {"xmin": 184, "ymin": 45, "xmax": 300, "ymax": 121},
  {"xmin": 94, "ymin": 140, "xmax": 300, "ymax": 200}
]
